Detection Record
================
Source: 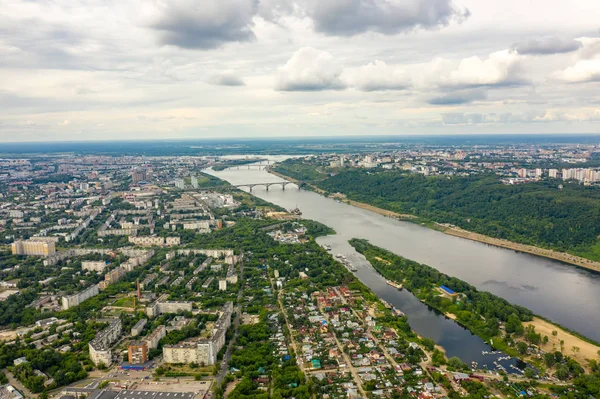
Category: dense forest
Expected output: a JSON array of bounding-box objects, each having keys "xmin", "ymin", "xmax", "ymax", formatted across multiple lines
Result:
[
  {"xmin": 272, "ymin": 159, "xmax": 330, "ymax": 182},
  {"xmin": 310, "ymin": 168, "xmax": 600, "ymax": 260}
]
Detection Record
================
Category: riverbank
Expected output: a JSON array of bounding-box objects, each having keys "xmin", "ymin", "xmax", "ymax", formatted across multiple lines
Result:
[
  {"xmin": 443, "ymin": 226, "xmax": 600, "ymax": 274},
  {"xmin": 269, "ymin": 170, "xmax": 600, "ymax": 274},
  {"xmin": 351, "ymin": 238, "xmax": 600, "ymax": 375},
  {"xmin": 524, "ymin": 317, "xmax": 599, "ymax": 371}
]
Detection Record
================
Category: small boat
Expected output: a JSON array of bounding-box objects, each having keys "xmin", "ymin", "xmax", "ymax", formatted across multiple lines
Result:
[
  {"xmin": 346, "ymin": 263, "xmax": 357, "ymax": 272},
  {"xmin": 381, "ymin": 300, "xmax": 392, "ymax": 309},
  {"xmin": 392, "ymin": 307, "xmax": 405, "ymax": 317},
  {"xmin": 323, "ymin": 245, "xmax": 332, "ymax": 251},
  {"xmin": 386, "ymin": 280, "xmax": 403, "ymax": 289},
  {"xmin": 290, "ymin": 207, "xmax": 302, "ymax": 216}
]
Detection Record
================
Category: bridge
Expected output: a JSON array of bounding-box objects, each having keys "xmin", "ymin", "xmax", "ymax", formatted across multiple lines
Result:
[
  {"xmin": 197, "ymin": 181, "xmax": 308, "ymax": 192},
  {"xmin": 232, "ymin": 181, "xmax": 298, "ymax": 191},
  {"xmin": 228, "ymin": 164, "xmax": 272, "ymax": 170}
]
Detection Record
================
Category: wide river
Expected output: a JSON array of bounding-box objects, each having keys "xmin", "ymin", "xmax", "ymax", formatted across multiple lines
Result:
[{"xmin": 207, "ymin": 162, "xmax": 600, "ymax": 368}]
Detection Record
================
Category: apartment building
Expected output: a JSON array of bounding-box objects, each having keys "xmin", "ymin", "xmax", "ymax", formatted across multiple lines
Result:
[{"xmin": 11, "ymin": 240, "xmax": 56, "ymax": 256}]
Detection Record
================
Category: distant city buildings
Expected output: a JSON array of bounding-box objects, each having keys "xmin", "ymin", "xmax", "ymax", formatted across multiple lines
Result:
[
  {"xmin": 174, "ymin": 178, "xmax": 185, "ymax": 189},
  {"xmin": 131, "ymin": 168, "xmax": 147, "ymax": 184}
]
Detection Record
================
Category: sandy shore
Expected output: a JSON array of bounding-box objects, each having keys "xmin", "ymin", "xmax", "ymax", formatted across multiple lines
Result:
[{"xmin": 524, "ymin": 317, "xmax": 600, "ymax": 370}]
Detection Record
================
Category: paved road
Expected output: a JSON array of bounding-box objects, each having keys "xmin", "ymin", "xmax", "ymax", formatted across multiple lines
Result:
[{"xmin": 213, "ymin": 251, "xmax": 246, "ymax": 392}]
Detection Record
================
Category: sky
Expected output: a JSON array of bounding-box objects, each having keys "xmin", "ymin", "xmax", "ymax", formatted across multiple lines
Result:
[{"xmin": 0, "ymin": 0, "xmax": 599, "ymax": 142}]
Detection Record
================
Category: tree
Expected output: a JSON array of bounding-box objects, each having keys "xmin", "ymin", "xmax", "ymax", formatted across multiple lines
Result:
[
  {"xmin": 524, "ymin": 368, "xmax": 537, "ymax": 379},
  {"xmin": 543, "ymin": 353, "xmax": 556, "ymax": 368},
  {"xmin": 516, "ymin": 341, "xmax": 528, "ymax": 355},
  {"xmin": 555, "ymin": 364, "xmax": 570, "ymax": 380},
  {"xmin": 447, "ymin": 357, "xmax": 468, "ymax": 371}
]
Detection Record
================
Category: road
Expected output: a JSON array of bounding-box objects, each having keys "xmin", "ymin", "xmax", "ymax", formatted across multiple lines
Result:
[
  {"xmin": 212, "ymin": 250, "xmax": 246, "ymax": 393},
  {"xmin": 317, "ymin": 302, "xmax": 368, "ymax": 398},
  {"xmin": 4, "ymin": 369, "xmax": 36, "ymax": 399}
]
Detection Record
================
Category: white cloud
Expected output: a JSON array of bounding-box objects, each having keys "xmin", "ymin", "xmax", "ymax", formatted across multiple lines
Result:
[
  {"xmin": 1, "ymin": 0, "xmax": 600, "ymax": 140},
  {"xmin": 441, "ymin": 49, "xmax": 526, "ymax": 88},
  {"xmin": 553, "ymin": 37, "xmax": 600, "ymax": 83},
  {"xmin": 275, "ymin": 47, "xmax": 346, "ymax": 91},
  {"xmin": 556, "ymin": 60, "xmax": 600, "ymax": 83},
  {"xmin": 344, "ymin": 61, "xmax": 409, "ymax": 91}
]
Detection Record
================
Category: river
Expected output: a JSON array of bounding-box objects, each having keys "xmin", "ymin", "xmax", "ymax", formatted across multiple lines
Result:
[{"xmin": 206, "ymin": 163, "xmax": 600, "ymax": 370}]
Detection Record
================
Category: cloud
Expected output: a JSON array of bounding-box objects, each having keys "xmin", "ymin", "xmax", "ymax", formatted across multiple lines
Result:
[
  {"xmin": 301, "ymin": 0, "xmax": 470, "ymax": 36},
  {"xmin": 148, "ymin": 0, "xmax": 258, "ymax": 49},
  {"xmin": 552, "ymin": 37, "xmax": 600, "ymax": 83},
  {"xmin": 275, "ymin": 47, "xmax": 346, "ymax": 91},
  {"xmin": 207, "ymin": 72, "xmax": 246, "ymax": 86},
  {"xmin": 442, "ymin": 113, "xmax": 485, "ymax": 125},
  {"xmin": 440, "ymin": 49, "xmax": 527, "ymax": 88},
  {"xmin": 576, "ymin": 37, "xmax": 600, "ymax": 60},
  {"xmin": 345, "ymin": 61, "xmax": 409, "ymax": 91},
  {"xmin": 427, "ymin": 89, "xmax": 487, "ymax": 105},
  {"xmin": 513, "ymin": 36, "xmax": 582, "ymax": 55},
  {"xmin": 555, "ymin": 60, "xmax": 600, "ymax": 83}
]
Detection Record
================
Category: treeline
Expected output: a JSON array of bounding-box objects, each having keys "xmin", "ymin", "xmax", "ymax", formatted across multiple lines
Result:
[
  {"xmin": 316, "ymin": 169, "xmax": 600, "ymax": 260},
  {"xmin": 349, "ymin": 238, "xmax": 533, "ymax": 339}
]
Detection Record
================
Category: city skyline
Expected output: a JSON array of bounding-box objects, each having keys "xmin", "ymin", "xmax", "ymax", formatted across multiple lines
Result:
[{"xmin": 1, "ymin": 0, "xmax": 599, "ymax": 142}]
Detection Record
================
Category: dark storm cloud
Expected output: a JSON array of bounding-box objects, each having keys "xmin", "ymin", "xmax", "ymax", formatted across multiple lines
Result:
[
  {"xmin": 427, "ymin": 89, "xmax": 487, "ymax": 105},
  {"xmin": 513, "ymin": 36, "xmax": 582, "ymax": 55},
  {"xmin": 304, "ymin": 0, "xmax": 470, "ymax": 36},
  {"xmin": 149, "ymin": 0, "xmax": 258, "ymax": 50}
]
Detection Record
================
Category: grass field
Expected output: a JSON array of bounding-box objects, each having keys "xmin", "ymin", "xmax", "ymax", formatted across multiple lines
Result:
[{"xmin": 112, "ymin": 297, "xmax": 135, "ymax": 308}]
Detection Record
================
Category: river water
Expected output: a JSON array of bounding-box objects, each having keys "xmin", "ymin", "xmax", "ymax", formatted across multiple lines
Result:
[{"xmin": 207, "ymin": 164, "xmax": 600, "ymax": 370}]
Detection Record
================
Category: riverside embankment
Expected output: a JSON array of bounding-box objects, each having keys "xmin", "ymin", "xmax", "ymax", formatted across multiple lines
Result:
[
  {"xmin": 206, "ymin": 165, "xmax": 600, "ymax": 347},
  {"xmin": 275, "ymin": 171, "xmax": 600, "ymax": 275}
]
